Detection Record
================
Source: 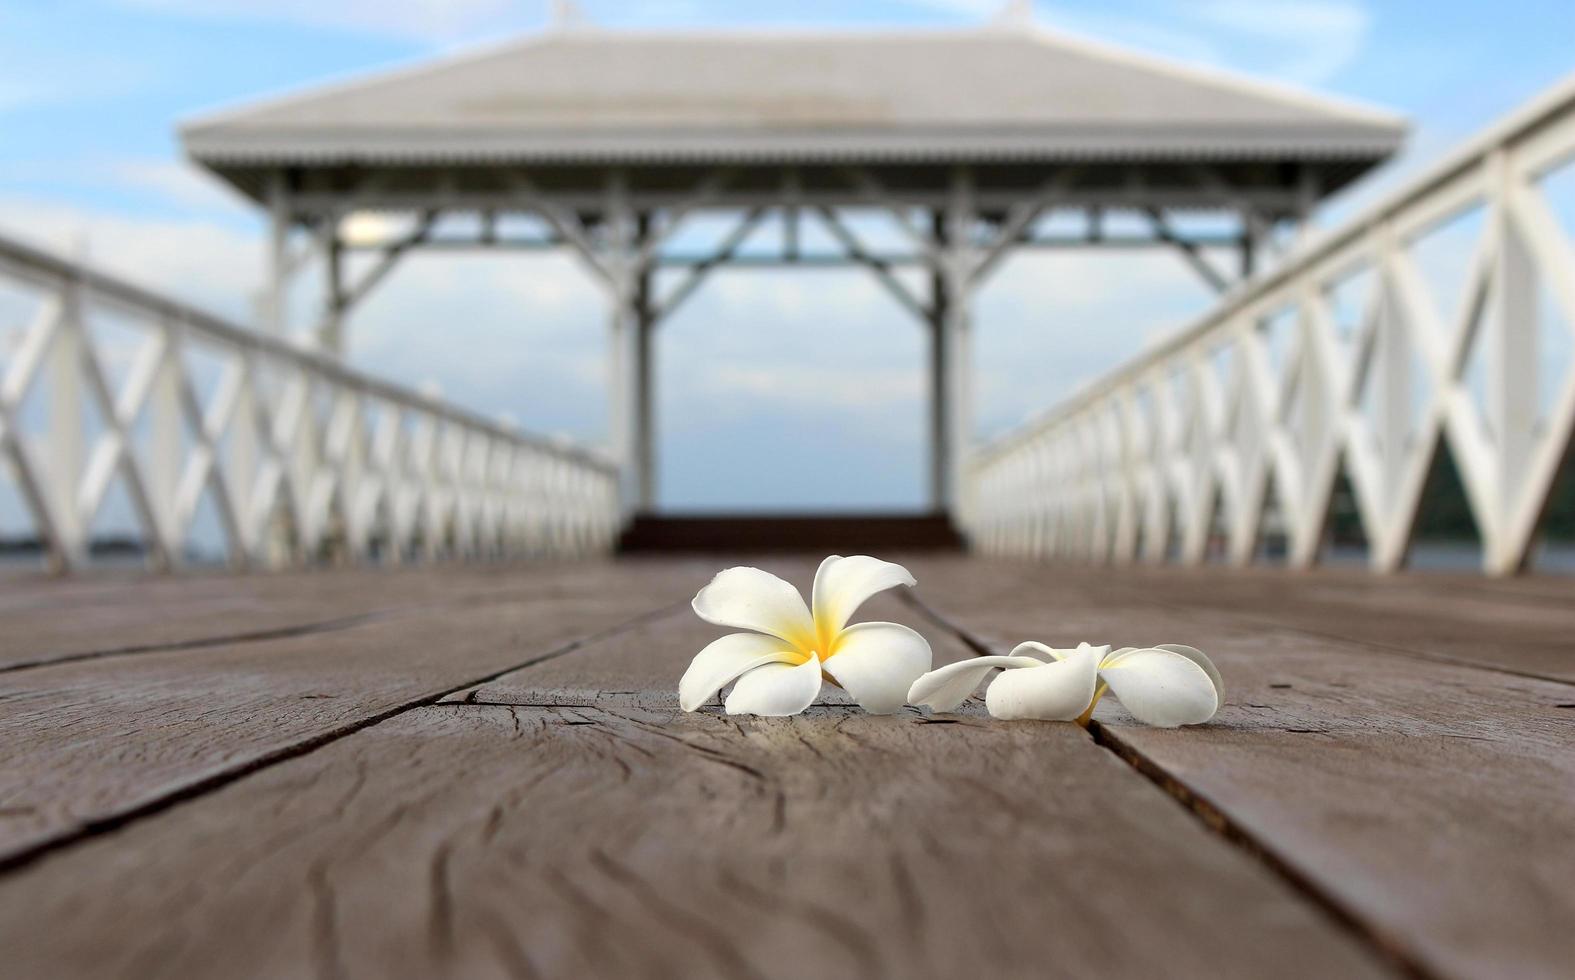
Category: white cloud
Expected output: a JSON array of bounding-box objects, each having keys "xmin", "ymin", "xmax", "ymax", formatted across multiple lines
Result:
[
  {"xmin": 973, "ymin": 247, "xmax": 1216, "ymax": 437},
  {"xmin": 0, "ymin": 14, "xmax": 156, "ymax": 113},
  {"xmin": 1038, "ymin": 0, "xmax": 1371, "ymax": 87},
  {"xmin": 1187, "ymin": 0, "xmax": 1370, "ymax": 85},
  {"xmin": 107, "ymin": 160, "xmax": 256, "ymax": 216},
  {"xmin": 899, "ymin": 0, "xmax": 1002, "ymax": 16},
  {"xmin": 0, "ymin": 198, "xmax": 263, "ymax": 322},
  {"xmin": 115, "ymin": 0, "xmax": 528, "ymax": 43},
  {"xmin": 0, "ymin": 81, "xmax": 50, "ymax": 114}
]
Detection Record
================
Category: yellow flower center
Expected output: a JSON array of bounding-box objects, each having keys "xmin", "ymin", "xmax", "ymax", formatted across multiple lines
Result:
[{"xmin": 788, "ymin": 617, "xmax": 845, "ymax": 664}]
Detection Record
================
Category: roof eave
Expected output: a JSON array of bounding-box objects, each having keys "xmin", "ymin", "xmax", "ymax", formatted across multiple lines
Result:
[{"xmin": 182, "ymin": 126, "xmax": 1406, "ymax": 168}]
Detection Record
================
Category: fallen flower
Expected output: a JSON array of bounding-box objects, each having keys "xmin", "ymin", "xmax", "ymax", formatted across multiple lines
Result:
[
  {"xmin": 907, "ymin": 641, "xmax": 1223, "ymax": 727},
  {"xmin": 680, "ymin": 556, "xmax": 933, "ymax": 717}
]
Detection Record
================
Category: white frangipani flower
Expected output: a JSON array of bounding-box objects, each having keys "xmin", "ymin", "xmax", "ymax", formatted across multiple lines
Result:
[
  {"xmin": 907, "ymin": 641, "xmax": 1223, "ymax": 727},
  {"xmin": 680, "ymin": 556, "xmax": 933, "ymax": 717}
]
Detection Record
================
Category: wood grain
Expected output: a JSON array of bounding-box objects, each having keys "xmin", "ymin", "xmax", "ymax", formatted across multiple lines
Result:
[
  {"xmin": 949, "ymin": 559, "xmax": 1575, "ymax": 683},
  {"xmin": 907, "ymin": 557, "xmax": 1575, "ymax": 980},
  {"xmin": 0, "ymin": 565, "xmax": 696, "ymax": 862},
  {"xmin": 0, "ymin": 590, "xmax": 1389, "ymax": 980},
  {"xmin": 446, "ymin": 586, "xmax": 967, "ymax": 707},
  {"xmin": 0, "ymin": 560, "xmax": 666, "ymax": 671},
  {"xmin": 1107, "ymin": 563, "xmax": 1575, "ymax": 683}
]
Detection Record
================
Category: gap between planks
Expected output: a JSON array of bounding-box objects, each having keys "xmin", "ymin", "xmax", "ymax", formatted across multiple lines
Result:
[
  {"xmin": 0, "ymin": 610, "xmax": 388, "ymax": 675},
  {"xmin": 0, "ymin": 578, "xmax": 602, "ymax": 675},
  {"xmin": 985, "ymin": 562, "xmax": 1575, "ymax": 690},
  {"xmin": 0, "ymin": 600, "xmax": 685, "ymax": 878},
  {"xmin": 1137, "ymin": 595, "xmax": 1575, "ymax": 689},
  {"xmin": 896, "ymin": 588, "xmax": 1438, "ymax": 980}
]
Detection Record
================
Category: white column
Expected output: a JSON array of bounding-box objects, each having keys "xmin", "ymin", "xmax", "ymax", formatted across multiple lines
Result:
[
  {"xmin": 939, "ymin": 169, "xmax": 978, "ymax": 530},
  {"xmin": 317, "ymin": 229, "xmax": 346, "ymax": 357},
  {"xmin": 265, "ymin": 171, "xmax": 291, "ymax": 340},
  {"xmin": 634, "ymin": 252, "xmax": 656, "ymax": 510},
  {"xmin": 604, "ymin": 172, "xmax": 646, "ymax": 517},
  {"xmin": 927, "ymin": 215, "xmax": 949, "ymax": 512}
]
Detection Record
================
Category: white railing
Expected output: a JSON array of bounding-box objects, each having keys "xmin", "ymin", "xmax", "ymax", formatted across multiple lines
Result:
[
  {"xmin": 967, "ymin": 72, "xmax": 1575, "ymax": 576},
  {"xmin": 0, "ymin": 233, "xmax": 621, "ymax": 572}
]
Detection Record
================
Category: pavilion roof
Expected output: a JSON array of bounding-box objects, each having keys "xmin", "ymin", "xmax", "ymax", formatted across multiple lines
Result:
[{"xmin": 181, "ymin": 25, "xmax": 1405, "ymax": 174}]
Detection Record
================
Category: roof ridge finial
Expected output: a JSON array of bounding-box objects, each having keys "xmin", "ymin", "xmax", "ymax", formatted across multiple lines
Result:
[
  {"xmin": 549, "ymin": 0, "xmax": 587, "ymax": 32},
  {"xmin": 991, "ymin": 0, "xmax": 1035, "ymax": 30}
]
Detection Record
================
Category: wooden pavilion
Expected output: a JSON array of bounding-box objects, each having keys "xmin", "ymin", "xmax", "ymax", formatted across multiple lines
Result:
[{"xmin": 181, "ymin": 11, "xmax": 1405, "ymax": 529}]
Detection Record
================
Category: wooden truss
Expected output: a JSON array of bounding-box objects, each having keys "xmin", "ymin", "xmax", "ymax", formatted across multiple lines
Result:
[{"xmin": 265, "ymin": 165, "xmax": 1285, "ymax": 517}]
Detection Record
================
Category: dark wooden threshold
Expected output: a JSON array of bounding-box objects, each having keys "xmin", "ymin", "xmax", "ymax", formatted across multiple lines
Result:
[{"xmin": 617, "ymin": 512, "xmax": 965, "ymax": 553}]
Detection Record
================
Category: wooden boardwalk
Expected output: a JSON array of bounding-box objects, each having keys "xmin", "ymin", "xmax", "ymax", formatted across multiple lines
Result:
[{"xmin": 2, "ymin": 557, "xmax": 1571, "ymax": 979}]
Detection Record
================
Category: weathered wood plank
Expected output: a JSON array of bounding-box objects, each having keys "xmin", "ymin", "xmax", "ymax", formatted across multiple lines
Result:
[
  {"xmin": 446, "ymin": 587, "xmax": 958, "ymax": 706},
  {"xmin": 957, "ymin": 559, "xmax": 1575, "ymax": 682},
  {"xmin": 0, "ymin": 588, "xmax": 1390, "ymax": 980},
  {"xmin": 908, "ymin": 557, "xmax": 1575, "ymax": 980},
  {"xmin": 0, "ymin": 561, "xmax": 645, "ymax": 671},
  {"xmin": 0, "ymin": 565, "xmax": 694, "ymax": 863},
  {"xmin": 1098, "ymin": 563, "xmax": 1575, "ymax": 683}
]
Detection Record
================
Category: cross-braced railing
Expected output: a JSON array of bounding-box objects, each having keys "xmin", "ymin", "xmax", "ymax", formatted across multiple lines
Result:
[
  {"xmin": 0, "ymin": 234, "xmax": 620, "ymax": 572},
  {"xmin": 967, "ymin": 73, "xmax": 1575, "ymax": 576}
]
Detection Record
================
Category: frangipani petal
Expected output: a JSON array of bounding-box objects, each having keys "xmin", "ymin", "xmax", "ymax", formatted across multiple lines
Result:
[
  {"xmin": 822, "ymin": 622, "xmax": 932, "ymax": 714},
  {"xmin": 811, "ymin": 555, "xmax": 916, "ymax": 640},
  {"xmin": 679, "ymin": 632, "xmax": 803, "ymax": 712},
  {"xmin": 906, "ymin": 655, "xmax": 1046, "ymax": 713},
  {"xmin": 1154, "ymin": 643, "xmax": 1225, "ymax": 705},
  {"xmin": 1099, "ymin": 648, "xmax": 1219, "ymax": 727},
  {"xmin": 692, "ymin": 566, "xmax": 816, "ymax": 652},
  {"xmin": 724, "ymin": 654, "xmax": 823, "ymax": 717},
  {"xmin": 1010, "ymin": 641, "xmax": 1078, "ymax": 663},
  {"xmin": 985, "ymin": 644, "xmax": 1102, "ymax": 721}
]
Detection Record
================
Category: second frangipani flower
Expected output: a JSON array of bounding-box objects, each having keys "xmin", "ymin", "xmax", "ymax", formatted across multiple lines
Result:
[
  {"xmin": 680, "ymin": 556, "xmax": 933, "ymax": 717},
  {"xmin": 908, "ymin": 641, "xmax": 1223, "ymax": 727}
]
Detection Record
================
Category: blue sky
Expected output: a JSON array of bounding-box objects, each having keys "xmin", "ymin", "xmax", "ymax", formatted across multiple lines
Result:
[{"xmin": 2, "ymin": 0, "xmax": 1573, "ymax": 518}]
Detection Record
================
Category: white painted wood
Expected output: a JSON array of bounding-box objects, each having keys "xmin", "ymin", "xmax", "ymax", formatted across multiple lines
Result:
[
  {"xmin": 265, "ymin": 173, "xmax": 291, "ymax": 339},
  {"xmin": 968, "ymin": 74, "xmax": 1575, "ymax": 576},
  {"xmin": 0, "ymin": 233, "xmax": 619, "ymax": 572}
]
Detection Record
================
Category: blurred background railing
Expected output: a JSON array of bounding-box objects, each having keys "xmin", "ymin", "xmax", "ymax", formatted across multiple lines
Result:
[
  {"xmin": 0, "ymin": 233, "xmax": 620, "ymax": 571},
  {"xmin": 967, "ymin": 73, "xmax": 1575, "ymax": 576}
]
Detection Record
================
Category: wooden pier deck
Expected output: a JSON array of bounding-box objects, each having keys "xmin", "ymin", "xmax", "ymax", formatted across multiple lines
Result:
[{"xmin": 2, "ymin": 557, "xmax": 1572, "ymax": 979}]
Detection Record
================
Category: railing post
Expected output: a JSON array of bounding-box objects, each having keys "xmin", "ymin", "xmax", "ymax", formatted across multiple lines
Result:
[
  {"xmin": 1485, "ymin": 149, "xmax": 1538, "ymax": 575},
  {"xmin": 1371, "ymin": 222, "xmax": 1416, "ymax": 572},
  {"xmin": 48, "ymin": 274, "xmax": 87, "ymax": 569},
  {"xmin": 146, "ymin": 322, "xmax": 184, "ymax": 564},
  {"xmin": 230, "ymin": 360, "xmax": 261, "ymax": 565}
]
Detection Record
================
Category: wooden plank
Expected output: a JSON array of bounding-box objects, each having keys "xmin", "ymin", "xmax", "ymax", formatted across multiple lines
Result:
[
  {"xmin": 444, "ymin": 587, "xmax": 955, "ymax": 706},
  {"xmin": 0, "ymin": 582, "xmax": 1390, "ymax": 979},
  {"xmin": 907, "ymin": 557, "xmax": 1575, "ymax": 980},
  {"xmin": 0, "ymin": 563, "xmax": 696, "ymax": 863},
  {"xmin": 1097, "ymin": 563, "xmax": 1575, "ymax": 684},
  {"xmin": 0, "ymin": 561, "xmax": 639, "ymax": 671}
]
